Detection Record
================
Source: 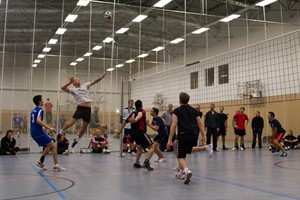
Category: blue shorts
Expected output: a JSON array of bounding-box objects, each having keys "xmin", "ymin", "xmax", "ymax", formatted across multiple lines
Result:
[{"xmin": 31, "ymin": 132, "xmax": 53, "ymax": 147}]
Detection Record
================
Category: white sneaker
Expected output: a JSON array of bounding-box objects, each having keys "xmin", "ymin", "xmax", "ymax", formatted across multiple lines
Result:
[
  {"xmin": 131, "ymin": 152, "xmax": 136, "ymax": 156},
  {"xmin": 240, "ymin": 147, "xmax": 245, "ymax": 151},
  {"xmin": 53, "ymin": 165, "xmax": 66, "ymax": 171},
  {"xmin": 36, "ymin": 161, "xmax": 47, "ymax": 170},
  {"xmin": 231, "ymin": 147, "xmax": 238, "ymax": 151},
  {"xmin": 175, "ymin": 172, "xmax": 186, "ymax": 179},
  {"xmin": 206, "ymin": 144, "xmax": 213, "ymax": 158},
  {"xmin": 172, "ymin": 166, "xmax": 180, "ymax": 171},
  {"xmin": 184, "ymin": 170, "xmax": 192, "ymax": 184},
  {"xmin": 103, "ymin": 149, "xmax": 110, "ymax": 154},
  {"xmin": 156, "ymin": 157, "xmax": 166, "ymax": 163}
]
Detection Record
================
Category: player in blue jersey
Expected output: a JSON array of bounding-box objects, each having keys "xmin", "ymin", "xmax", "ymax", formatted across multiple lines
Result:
[{"xmin": 31, "ymin": 95, "xmax": 66, "ymax": 171}]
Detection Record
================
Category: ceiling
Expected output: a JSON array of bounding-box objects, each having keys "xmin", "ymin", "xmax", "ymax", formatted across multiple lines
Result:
[{"xmin": 0, "ymin": 0, "xmax": 299, "ymax": 69}]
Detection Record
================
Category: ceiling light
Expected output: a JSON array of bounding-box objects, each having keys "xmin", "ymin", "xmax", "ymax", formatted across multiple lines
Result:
[
  {"xmin": 138, "ymin": 53, "xmax": 149, "ymax": 58},
  {"xmin": 132, "ymin": 15, "xmax": 147, "ymax": 22},
  {"xmin": 106, "ymin": 68, "xmax": 115, "ymax": 71},
  {"xmin": 126, "ymin": 59, "xmax": 135, "ymax": 63},
  {"xmin": 192, "ymin": 27, "xmax": 209, "ymax": 34},
  {"xmin": 256, "ymin": 0, "xmax": 277, "ymax": 6},
  {"xmin": 152, "ymin": 46, "xmax": 164, "ymax": 51},
  {"xmin": 76, "ymin": 57, "xmax": 84, "ymax": 62},
  {"xmin": 48, "ymin": 39, "xmax": 58, "ymax": 44},
  {"xmin": 103, "ymin": 37, "xmax": 114, "ymax": 43},
  {"xmin": 56, "ymin": 28, "xmax": 67, "ymax": 35},
  {"xmin": 70, "ymin": 62, "xmax": 77, "ymax": 66},
  {"xmin": 153, "ymin": 0, "xmax": 172, "ymax": 8},
  {"xmin": 65, "ymin": 14, "xmax": 78, "ymax": 22},
  {"xmin": 92, "ymin": 45, "xmax": 102, "ymax": 50},
  {"xmin": 34, "ymin": 59, "xmax": 41, "ymax": 63},
  {"xmin": 32, "ymin": 64, "xmax": 37, "ymax": 67},
  {"xmin": 170, "ymin": 38, "xmax": 184, "ymax": 44},
  {"xmin": 84, "ymin": 52, "xmax": 92, "ymax": 57},
  {"xmin": 220, "ymin": 14, "xmax": 241, "ymax": 22},
  {"xmin": 115, "ymin": 64, "xmax": 124, "ymax": 68},
  {"xmin": 38, "ymin": 54, "xmax": 45, "ymax": 58},
  {"xmin": 42, "ymin": 47, "xmax": 51, "ymax": 52},
  {"xmin": 77, "ymin": 0, "xmax": 90, "ymax": 6},
  {"xmin": 116, "ymin": 28, "xmax": 129, "ymax": 34}
]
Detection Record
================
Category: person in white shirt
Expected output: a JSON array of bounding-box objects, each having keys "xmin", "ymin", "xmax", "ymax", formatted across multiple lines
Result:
[{"xmin": 60, "ymin": 74, "xmax": 106, "ymax": 148}]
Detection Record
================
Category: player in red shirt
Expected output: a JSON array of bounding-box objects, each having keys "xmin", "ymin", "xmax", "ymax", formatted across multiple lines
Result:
[{"xmin": 232, "ymin": 107, "xmax": 249, "ymax": 151}]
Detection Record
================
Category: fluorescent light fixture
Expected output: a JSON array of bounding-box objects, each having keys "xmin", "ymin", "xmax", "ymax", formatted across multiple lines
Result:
[
  {"xmin": 77, "ymin": 0, "xmax": 90, "ymax": 6},
  {"xmin": 42, "ymin": 47, "xmax": 51, "ymax": 52},
  {"xmin": 38, "ymin": 54, "xmax": 45, "ymax": 58},
  {"xmin": 84, "ymin": 52, "xmax": 92, "ymax": 57},
  {"xmin": 170, "ymin": 38, "xmax": 184, "ymax": 44},
  {"xmin": 56, "ymin": 28, "xmax": 67, "ymax": 35},
  {"xmin": 115, "ymin": 64, "xmax": 124, "ymax": 68},
  {"xmin": 256, "ymin": 0, "xmax": 277, "ymax": 6},
  {"xmin": 34, "ymin": 59, "xmax": 41, "ymax": 63},
  {"xmin": 32, "ymin": 64, "xmax": 37, "ymax": 67},
  {"xmin": 76, "ymin": 57, "xmax": 84, "ymax": 62},
  {"xmin": 153, "ymin": 0, "xmax": 172, "ymax": 8},
  {"xmin": 138, "ymin": 53, "xmax": 149, "ymax": 58},
  {"xmin": 116, "ymin": 28, "xmax": 129, "ymax": 34},
  {"xmin": 92, "ymin": 45, "xmax": 102, "ymax": 50},
  {"xmin": 132, "ymin": 15, "xmax": 147, "ymax": 22},
  {"xmin": 125, "ymin": 59, "xmax": 135, "ymax": 63},
  {"xmin": 152, "ymin": 46, "xmax": 164, "ymax": 51},
  {"xmin": 192, "ymin": 27, "xmax": 209, "ymax": 34},
  {"xmin": 220, "ymin": 14, "xmax": 241, "ymax": 22},
  {"xmin": 70, "ymin": 62, "xmax": 77, "ymax": 66},
  {"xmin": 103, "ymin": 37, "xmax": 114, "ymax": 43},
  {"xmin": 48, "ymin": 39, "xmax": 58, "ymax": 44},
  {"xmin": 106, "ymin": 68, "xmax": 115, "ymax": 71},
  {"xmin": 65, "ymin": 14, "xmax": 78, "ymax": 22}
]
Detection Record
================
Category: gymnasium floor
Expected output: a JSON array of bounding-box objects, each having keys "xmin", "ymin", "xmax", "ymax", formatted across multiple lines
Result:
[{"xmin": 0, "ymin": 136, "xmax": 299, "ymax": 200}]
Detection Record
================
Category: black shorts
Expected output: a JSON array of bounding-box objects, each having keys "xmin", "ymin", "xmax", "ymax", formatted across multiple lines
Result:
[
  {"xmin": 123, "ymin": 128, "xmax": 134, "ymax": 144},
  {"xmin": 218, "ymin": 129, "xmax": 227, "ymax": 136},
  {"xmin": 73, "ymin": 106, "xmax": 91, "ymax": 123},
  {"xmin": 176, "ymin": 134, "xmax": 198, "ymax": 159},
  {"xmin": 235, "ymin": 129, "xmax": 246, "ymax": 136},
  {"xmin": 132, "ymin": 131, "xmax": 153, "ymax": 148},
  {"xmin": 153, "ymin": 133, "xmax": 168, "ymax": 144}
]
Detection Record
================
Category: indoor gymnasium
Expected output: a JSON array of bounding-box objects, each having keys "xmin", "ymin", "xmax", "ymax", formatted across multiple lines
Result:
[{"xmin": 0, "ymin": 0, "xmax": 299, "ymax": 199}]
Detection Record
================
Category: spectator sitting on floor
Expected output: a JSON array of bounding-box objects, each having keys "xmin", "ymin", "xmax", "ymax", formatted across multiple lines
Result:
[
  {"xmin": 283, "ymin": 130, "xmax": 298, "ymax": 150},
  {"xmin": 57, "ymin": 133, "xmax": 72, "ymax": 155},
  {"xmin": 0, "ymin": 130, "xmax": 19, "ymax": 155},
  {"xmin": 88, "ymin": 129, "xmax": 110, "ymax": 153}
]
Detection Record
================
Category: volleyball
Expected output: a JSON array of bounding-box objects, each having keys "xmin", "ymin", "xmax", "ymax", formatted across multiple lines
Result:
[{"xmin": 104, "ymin": 11, "xmax": 112, "ymax": 19}]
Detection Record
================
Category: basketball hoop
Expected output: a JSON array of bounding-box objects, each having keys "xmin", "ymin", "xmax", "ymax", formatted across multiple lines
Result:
[{"xmin": 242, "ymin": 93, "xmax": 252, "ymax": 99}]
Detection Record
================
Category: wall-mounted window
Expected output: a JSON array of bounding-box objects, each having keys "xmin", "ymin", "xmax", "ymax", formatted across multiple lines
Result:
[
  {"xmin": 205, "ymin": 67, "xmax": 214, "ymax": 87},
  {"xmin": 219, "ymin": 64, "xmax": 229, "ymax": 84},
  {"xmin": 190, "ymin": 71, "xmax": 198, "ymax": 89}
]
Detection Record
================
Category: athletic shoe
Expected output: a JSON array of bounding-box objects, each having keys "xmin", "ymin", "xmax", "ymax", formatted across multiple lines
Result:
[
  {"xmin": 280, "ymin": 152, "xmax": 287, "ymax": 157},
  {"xmin": 206, "ymin": 144, "xmax": 213, "ymax": 157},
  {"xmin": 133, "ymin": 163, "xmax": 143, "ymax": 168},
  {"xmin": 240, "ymin": 147, "xmax": 245, "ymax": 151},
  {"xmin": 154, "ymin": 157, "xmax": 166, "ymax": 163},
  {"xmin": 36, "ymin": 161, "xmax": 47, "ymax": 170},
  {"xmin": 131, "ymin": 151, "xmax": 136, "ymax": 156},
  {"xmin": 62, "ymin": 150, "xmax": 69, "ymax": 155},
  {"xmin": 53, "ymin": 165, "xmax": 66, "ymax": 171},
  {"xmin": 103, "ymin": 149, "xmax": 110, "ymax": 154},
  {"xmin": 71, "ymin": 138, "xmax": 78, "ymax": 148},
  {"xmin": 184, "ymin": 170, "xmax": 192, "ymax": 184},
  {"xmin": 222, "ymin": 146, "xmax": 228, "ymax": 150},
  {"xmin": 172, "ymin": 166, "xmax": 180, "ymax": 171},
  {"xmin": 231, "ymin": 147, "xmax": 238, "ymax": 151},
  {"xmin": 143, "ymin": 161, "xmax": 154, "ymax": 171},
  {"xmin": 175, "ymin": 172, "xmax": 186, "ymax": 179}
]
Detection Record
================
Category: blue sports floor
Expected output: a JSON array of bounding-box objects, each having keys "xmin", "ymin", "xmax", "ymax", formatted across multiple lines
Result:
[{"xmin": 0, "ymin": 139, "xmax": 299, "ymax": 200}]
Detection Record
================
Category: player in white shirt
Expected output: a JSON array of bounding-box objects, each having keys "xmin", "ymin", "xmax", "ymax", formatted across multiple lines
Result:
[{"xmin": 60, "ymin": 74, "xmax": 106, "ymax": 148}]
